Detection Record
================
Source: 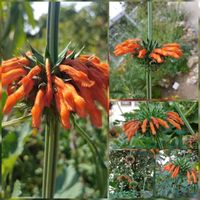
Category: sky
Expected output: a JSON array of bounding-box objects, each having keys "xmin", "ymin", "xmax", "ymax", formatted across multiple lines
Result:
[
  {"xmin": 109, "ymin": 2, "xmax": 124, "ymax": 20},
  {"xmin": 32, "ymin": 1, "xmax": 200, "ymax": 20},
  {"xmin": 110, "ymin": 101, "xmax": 138, "ymax": 124},
  {"xmin": 32, "ymin": 2, "xmax": 92, "ymax": 20}
]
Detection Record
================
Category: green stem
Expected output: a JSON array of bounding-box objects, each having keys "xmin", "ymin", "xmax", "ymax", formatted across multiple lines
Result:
[
  {"xmin": 173, "ymin": 102, "xmax": 195, "ymax": 135},
  {"xmin": 2, "ymin": 114, "xmax": 31, "ymax": 128},
  {"xmin": 42, "ymin": 2, "xmax": 60, "ymax": 199},
  {"xmin": 73, "ymin": 115, "xmax": 107, "ymax": 196},
  {"xmin": 46, "ymin": 2, "xmax": 60, "ymax": 65},
  {"xmin": 155, "ymin": 134, "xmax": 163, "ymax": 149},
  {"xmin": 146, "ymin": 67, "xmax": 152, "ymax": 99},
  {"xmin": 147, "ymin": 0, "xmax": 153, "ymax": 40},
  {"xmin": 42, "ymin": 113, "xmax": 59, "ymax": 198},
  {"xmin": 147, "ymin": 0, "xmax": 153, "ymax": 99},
  {"xmin": 153, "ymin": 157, "xmax": 156, "ymax": 197}
]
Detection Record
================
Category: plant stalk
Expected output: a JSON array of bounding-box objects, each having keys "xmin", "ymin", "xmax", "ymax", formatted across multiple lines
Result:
[
  {"xmin": 147, "ymin": 0, "xmax": 153, "ymax": 99},
  {"xmin": 153, "ymin": 156, "xmax": 156, "ymax": 197},
  {"xmin": 46, "ymin": 2, "xmax": 60, "ymax": 65},
  {"xmin": 42, "ymin": 2, "xmax": 60, "ymax": 199},
  {"xmin": 146, "ymin": 67, "xmax": 152, "ymax": 99}
]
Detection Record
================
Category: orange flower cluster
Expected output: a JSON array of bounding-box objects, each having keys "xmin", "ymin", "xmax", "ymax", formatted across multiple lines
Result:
[
  {"xmin": 162, "ymin": 163, "xmax": 180, "ymax": 178},
  {"xmin": 114, "ymin": 39, "xmax": 182, "ymax": 64},
  {"xmin": 187, "ymin": 170, "xmax": 197, "ymax": 184},
  {"xmin": 122, "ymin": 111, "xmax": 184, "ymax": 141},
  {"xmin": 1, "ymin": 52, "xmax": 108, "ymax": 129},
  {"xmin": 114, "ymin": 39, "xmax": 144, "ymax": 57},
  {"xmin": 166, "ymin": 111, "xmax": 184, "ymax": 130},
  {"xmin": 150, "ymin": 43, "xmax": 183, "ymax": 63},
  {"xmin": 162, "ymin": 163, "xmax": 198, "ymax": 184}
]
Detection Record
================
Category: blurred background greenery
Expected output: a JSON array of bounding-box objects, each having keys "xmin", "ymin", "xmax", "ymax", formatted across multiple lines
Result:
[
  {"xmin": 1, "ymin": 1, "xmax": 108, "ymax": 199},
  {"xmin": 0, "ymin": 1, "xmax": 108, "ymax": 60},
  {"xmin": 109, "ymin": 0, "xmax": 198, "ymax": 99}
]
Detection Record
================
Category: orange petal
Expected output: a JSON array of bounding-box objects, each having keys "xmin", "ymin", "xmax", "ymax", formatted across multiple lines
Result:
[
  {"xmin": 59, "ymin": 64, "xmax": 94, "ymax": 87},
  {"xmin": 31, "ymin": 89, "xmax": 45, "ymax": 128},
  {"xmin": 2, "ymin": 68, "xmax": 27, "ymax": 86}
]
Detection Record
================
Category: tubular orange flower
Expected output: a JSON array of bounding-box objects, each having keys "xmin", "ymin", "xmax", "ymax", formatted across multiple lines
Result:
[
  {"xmin": 114, "ymin": 38, "xmax": 142, "ymax": 56},
  {"xmin": 157, "ymin": 118, "xmax": 170, "ymax": 129},
  {"xmin": 187, "ymin": 171, "xmax": 191, "ymax": 184},
  {"xmin": 153, "ymin": 48, "xmax": 168, "ymax": 56},
  {"xmin": 123, "ymin": 120, "xmax": 140, "ymax": 141},
  {"xmin": 59, "ymin": 64, "xmax": 94, "ymax": 87},
  {"xmin": 1, "ymin": 49, "xmax": 108, "ymax": 129},
  {"xmin": 78, "ymin": 54, "xmax": 100, "ymax": 64},
  {"xmin": 161, "ymin": 46, "xmax": 183, "ymax": 54},
  {"xmin": 171, "ymin": 166, "xmax": 180, "ymax": 178},
  {"xmin": 151, "ymin": 117, "xmax": 159, "ymax": 129},
  {"xmin": 2, "ymin": 68, "xmax": 27, "ymax": 86},
  {"xmin": 3, "ymin": 80, "xmax": 34, "ymax": 114},
  {"xmin": 162, "ymin": 163, "xmax": 172, "ymax": 172},
  {"xmin": 55, "ymin": 90, "xmax": 71, "ymax": 129},
  {"xmin": 20, "ymin": 65, "xmax": 42, "ymax": 86},
  {"xmin": 167, "ymin": 111, "xmax": 184, "ymax": 125},
  {"xmin": 149, "ymin": 121, "xmax": 156, "ymax": 135},
  {"xmin": 114, "ymin": 39, "xmax": 182, "ymax": 66},
  {"xmin": 141, "ymin": 118, "xmax": 148, "ymax": 133},
  {"xmin": 162, "ymin": 43, "xmax": 181, "ymax": 48},
  {"xmin": 150, "ymin": 53, "xmax": 164, "ymax": 63},
  {"xmin": 138, "ymin": 49, "xmax": 147, "ymax": 58},
  {"xmin": 1, "ymin": 57, "xmax": 30, "ymax": 73},
  {"xmin": 169, "ymin": 164, "xmax": 176, "ymax": 173},
  {"xmin": 191, "ymin": 170, "xmax": 197, "ymax": 184},
  {"xmin": 127, "ymin": 122, "xmax": 140, "ymax": 141},
  {"xmin": 31, "ymin": 89, "xmax": 46, "ymax": 128},
  {"xmin": 167, "ymin": 118, "xmax": 181, "ymax": 130},
  {"xmin": 152, "ymin": 42, "xmax": 182, "ymax": 60},
  {"xmin": 123, "ymin": 120, "xmax": 139, "ymax": 133},
  {"xmin": 123, "ymin": 120, "xmax": 138, "ymax": 131}
]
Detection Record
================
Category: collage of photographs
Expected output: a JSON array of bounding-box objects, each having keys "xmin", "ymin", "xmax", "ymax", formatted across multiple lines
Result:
[{"xmin": 0, "ymin": 0, "xmax": 199, "ymax": 199}]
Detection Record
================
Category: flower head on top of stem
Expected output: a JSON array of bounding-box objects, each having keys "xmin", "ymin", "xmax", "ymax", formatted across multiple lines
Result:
[
  {"xmin": 1, "ymin": 45, "xmax": 109, "ymax": 131},
  {"xmin": 114, "ymin": 39, "xmax": 183, "ymax": 67},
  {"xmin": 122, "ymin": 103, "xmax": 185, "ymax": 141},
  {"xmin": 162, "ymin": 158, "xmax": 198, "ymax": 184}
]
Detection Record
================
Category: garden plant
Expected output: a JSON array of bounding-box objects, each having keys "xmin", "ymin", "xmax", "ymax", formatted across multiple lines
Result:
[
  {"xmin": 1, "ymin": 2, "xmax": 108, "ymax": 199},
  {"xmin": 109, "ymin": 149, "xmax": 199, "ymax": 199},
  {"xmin": 110, "ymin": 0, "xmax": 197, "ymax": 99},
  {"xmin": 110, "ymin": 101, "xmax": 198, "ymax": 149}
]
